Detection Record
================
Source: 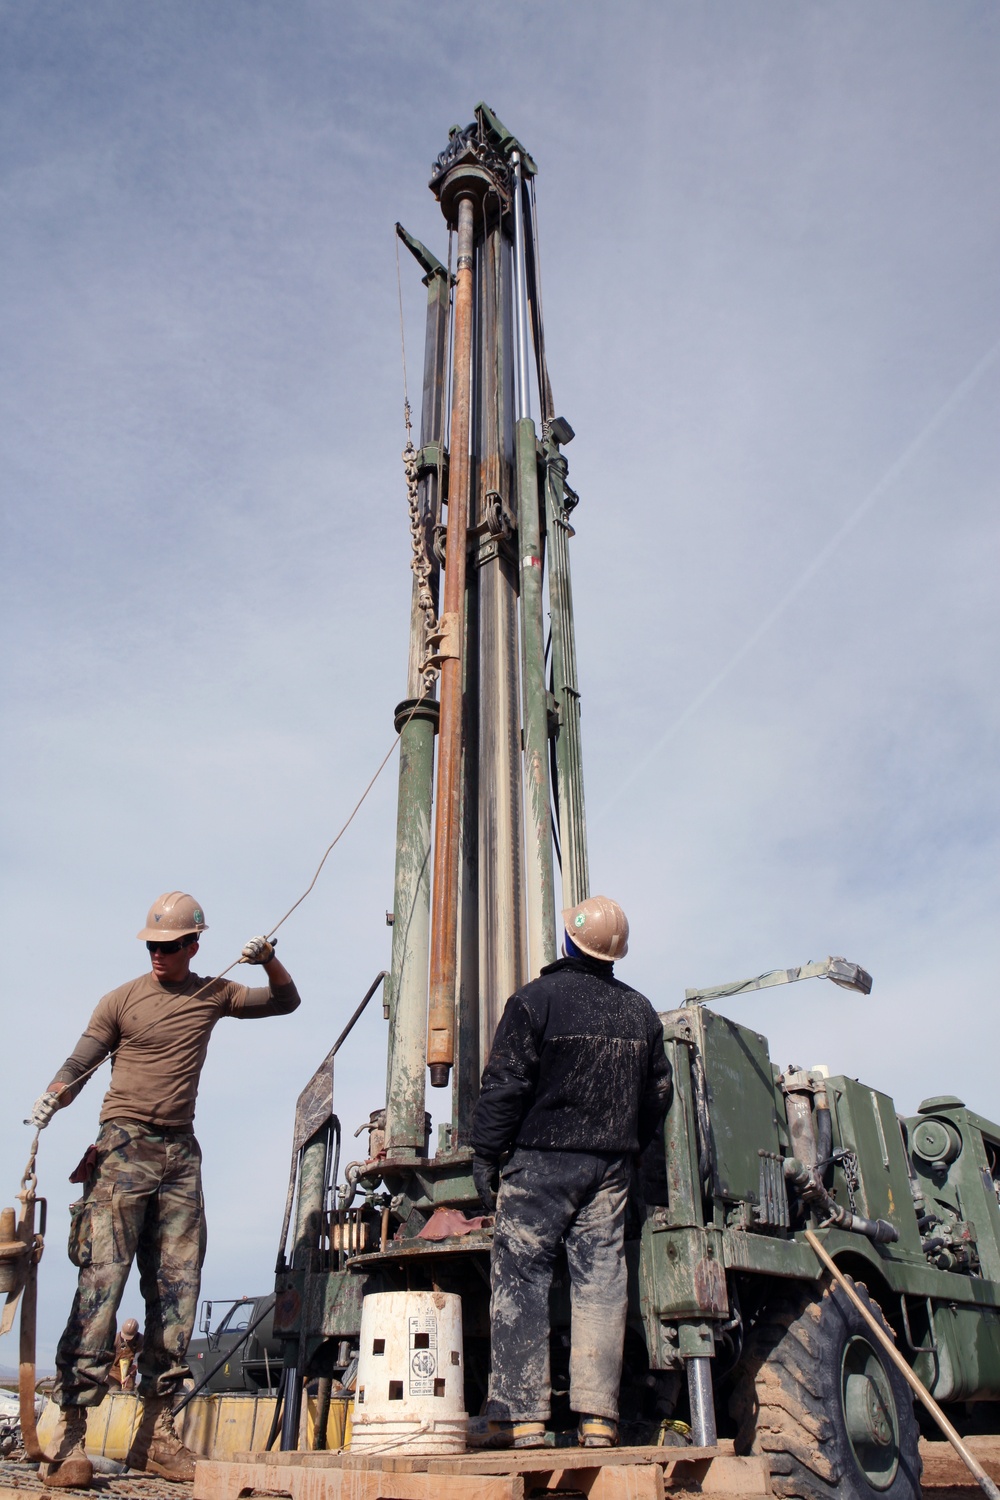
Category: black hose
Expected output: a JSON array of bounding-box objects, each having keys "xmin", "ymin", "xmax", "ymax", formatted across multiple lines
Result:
[
  {"xmin": 689, "ymin": 1048, "xmax": 715, "ymax": 1190},
  {"xmin": 815, "ymin": 1097, "xmax": 833, "ymax": 1188},
  {"xmin": 172, "ymin": 1296, "xmax": 276, "ymax": 1416},
  {"xmin": 784, "ymin": 1158, "xmax": 898, "ymax": 1245},
  {"xmin": 264, "ymin": 1383, "xmax": 284, "ymax": 1452}
]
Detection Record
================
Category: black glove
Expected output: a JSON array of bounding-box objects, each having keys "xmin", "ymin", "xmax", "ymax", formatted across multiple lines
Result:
[{"xmin": 472, "ymin": 1154, "xmax": 500, "ymax": 1213}]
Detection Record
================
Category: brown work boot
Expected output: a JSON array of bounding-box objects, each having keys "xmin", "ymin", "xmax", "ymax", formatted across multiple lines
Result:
[
  {"xmin": 578, "ymin": 1414, "xmax": 618, "ymax": 1448},
  {"xmin": 126, "ymin": 1396, "xmax": 198, "ymax": 1481},
  {"xmin": 41, "ymin": 1405, "xmax": 94, "ymax": 1489}
]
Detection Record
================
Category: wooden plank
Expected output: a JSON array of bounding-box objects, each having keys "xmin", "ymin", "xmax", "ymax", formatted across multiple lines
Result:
[
  {"xmin": 662, "ymin": 1455, "xmax": 770, "ymax": 1496},
  {"xmin": 921, "ymin": 1436, "xmax": 1000, "ymax": 1489},
  {"xmin": 227, "ymin": 1441, "xmax": 742, "ymax": 1476},
  {"xmin": 199, "ymin": 1440, "xmax": 769, "ymax": 1500},
  {"xmin": 194, "ymin": 1459, "xmax": 520, "ymax": 1500},
  {"xmin": 421, "ymin": 1443, "xmax": 735, "ymax": 1474}
]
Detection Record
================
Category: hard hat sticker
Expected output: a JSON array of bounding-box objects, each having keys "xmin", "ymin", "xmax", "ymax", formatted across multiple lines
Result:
[{"xmin": 575, "ymin": 913, "xmax": 586, "ymax": 927}]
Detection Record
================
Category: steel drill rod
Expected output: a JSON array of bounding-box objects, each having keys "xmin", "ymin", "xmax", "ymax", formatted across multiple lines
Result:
[
  {"xmin": 516, "ymin": 417, "xmax": 557, "ymax": 974},
  {"xmin": 512, "ymin": 154, "xmax": 532, "ymax": 421},
  {"xmin": 384, "ymin": 707, "xmax": 436, "ymax": 1154},
  {"xmin": 427, "ymin": 192, "xmax": 475, "ymax": 1087},
  {"xmin": 543, "ymin": 441, "xmax": 589, "ymax": 905},
  {"xmin": 686, "ymin": 1357, "xmax": 718, "ymax": 1448},
  {"xmin": 805, "ymin": 1230, "xmax": 1000, "ymax": 1500}
]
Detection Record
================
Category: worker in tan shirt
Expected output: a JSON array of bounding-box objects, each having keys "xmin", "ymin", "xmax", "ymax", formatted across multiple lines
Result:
[{"xmin": 25, "ymin": 892, "xmax": 301, "ymax": 1488}]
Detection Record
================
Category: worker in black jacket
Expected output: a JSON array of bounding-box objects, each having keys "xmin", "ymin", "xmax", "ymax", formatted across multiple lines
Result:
[{"xmin": 470, "ymin": 895, "xmax": 672, "ymax": 1451}]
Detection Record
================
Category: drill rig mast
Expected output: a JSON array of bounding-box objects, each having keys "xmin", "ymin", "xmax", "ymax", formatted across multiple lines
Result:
[{"xmin": 270, "ymin": 103, "xmax": 590, "ymax": 1439}]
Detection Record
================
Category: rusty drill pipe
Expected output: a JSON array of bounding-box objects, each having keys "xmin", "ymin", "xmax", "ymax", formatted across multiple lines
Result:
[{"xmin": 427, "ymin": 193, "xmax": 475, "ymax": 1088}]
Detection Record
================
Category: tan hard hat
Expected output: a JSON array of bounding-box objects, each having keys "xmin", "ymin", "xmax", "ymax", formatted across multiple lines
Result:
[
  {"xmin": 562, "ymin": 894, "xmax": 629, "ymax": 960},
  {"xmin": 121, "ymin": 1318, "xmax": 140, "ymax": 1339},
  {"xmin": 137, "ymin": 892, "xmax": 208, "ymax": 942}
]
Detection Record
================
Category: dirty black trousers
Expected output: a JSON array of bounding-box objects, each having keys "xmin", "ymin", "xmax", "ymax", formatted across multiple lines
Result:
[
  {"xmin": 486, "ymin": 1148, "xmax": 630, "ymax": 1424},
  {"xmin": 52, "ymin": 1120, "xmax": 207, "ymax": 1407}
]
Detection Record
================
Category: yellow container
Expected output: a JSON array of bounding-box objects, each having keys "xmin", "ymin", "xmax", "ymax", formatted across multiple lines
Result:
[{"xmin": 36, "ymin": 1389, "xmax": 352, "ymax": 1461}]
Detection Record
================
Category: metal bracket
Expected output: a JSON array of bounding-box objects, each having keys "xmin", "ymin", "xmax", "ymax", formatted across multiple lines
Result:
[
  {"xmin": 423, "ymin": 611, "xmax": 461, "ymax": 669},
  {"xmin": 899, "ymin": 1293, "xmax": 938, "ymax": 1355},
  {"xmin": 415, "ymin": 443, "xmax": 448, "ymax": 481}
]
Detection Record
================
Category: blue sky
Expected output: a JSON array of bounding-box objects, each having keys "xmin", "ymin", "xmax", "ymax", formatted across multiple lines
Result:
[{"xmin": 2, "ymin": 3, "xmax": 998, "ymax": 1361}]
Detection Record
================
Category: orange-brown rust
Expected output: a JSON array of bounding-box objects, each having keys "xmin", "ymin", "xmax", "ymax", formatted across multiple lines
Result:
[{"xmin": 427, "ymin": 192, "xmax": 475, "ymax": 1087}]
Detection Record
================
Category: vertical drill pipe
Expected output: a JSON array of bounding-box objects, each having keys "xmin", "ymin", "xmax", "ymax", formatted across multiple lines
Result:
[
  {"xmin": 452, "ymin": 574, "xmax": 482, "ymax": 1141},
  {"xmin": 686, "ymin": 1357, "xmax": 718, "ymax": 1447},
  {"xmin": 427, "ymin": 193, "xmax": 475, "ymax": 1086},
  {"xmin": 385, "ymin": 253, "xmax": 449, "ymax": 1154},
  {"xmin": 384, "ymin": 703, "xmax": 437, "ymax": 1156},
  {"xmin": 516, "ymin": 419, "xmax": 556, "ymax": 974},
  {"xmin": 544, "ymin": 443, "xmax": 589, "ymax": 906},
  {"xmin": 511, "ymin": 155, "xmax": 532, "ymax": 422},
  {"xmin": 512, "ymin": 157, "xmax": 556, "ymax": 976},
  {"xmin": 477, "ymin": 222, "xmax": 527, "ymax": 1049}
]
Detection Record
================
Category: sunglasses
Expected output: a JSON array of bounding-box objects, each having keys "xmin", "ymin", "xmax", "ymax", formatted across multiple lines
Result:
[{"xmin": 146, "ymin": 935, "xmax": 198, "ymax": 956}]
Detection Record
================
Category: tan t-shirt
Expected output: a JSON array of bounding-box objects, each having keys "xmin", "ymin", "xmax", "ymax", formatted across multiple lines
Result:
[{"xmin": 55, "ymin": 971, "xmax": 300, "ymax": 1129}]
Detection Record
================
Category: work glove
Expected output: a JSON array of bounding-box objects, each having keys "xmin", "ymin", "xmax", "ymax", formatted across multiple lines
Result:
[
  {"xmin": 472, "ymin": 1154, "xmax": 501, "ymax": 1214},
  {"xmin": 25, "ymin": 1090, "xmax": 62, "ymax": 1130},
  {"xmin": 240, "ymin": 935, "xmax": 277, "ymax": 965}
]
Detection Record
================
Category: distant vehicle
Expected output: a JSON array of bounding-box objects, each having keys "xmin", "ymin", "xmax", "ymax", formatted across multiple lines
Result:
[{"xmin": 187, "ymin": 1296, "xmax": 281, "ymax": 1394}]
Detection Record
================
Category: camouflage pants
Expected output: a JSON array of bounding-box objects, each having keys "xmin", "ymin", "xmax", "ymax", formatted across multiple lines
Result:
[
  {"xmin": 486, "ymin": 1148, "xmax": 630, "ymax": 1424},
  {"xmin": 53, "ymin": 1120, "xmax": 207, "ymax": 1407}
]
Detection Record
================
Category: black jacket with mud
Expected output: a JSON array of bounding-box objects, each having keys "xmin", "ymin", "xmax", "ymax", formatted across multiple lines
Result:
[{"xmin": 471, "ymin": 956, "xmax": 673, "ymax": 1159}]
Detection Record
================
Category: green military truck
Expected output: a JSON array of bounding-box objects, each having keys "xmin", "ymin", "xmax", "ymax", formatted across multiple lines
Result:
[
  {"xmin": 187, "ymin": 1296, "xmax": 281, "ymax": 1395},
  {"xmin": 637, "ymin": 997, "xmax": 1000, "ymax": 1499},
  {"xmin": 270, "ymin": 981, "xmax": 1000, "ymax": 1500}
]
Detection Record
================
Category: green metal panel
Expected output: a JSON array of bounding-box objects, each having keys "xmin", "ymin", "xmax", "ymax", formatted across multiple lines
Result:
[
  {"xmin": 826, "ymin": 1077, "xmax": 924, "ymax": 1254},
  {"xmin": 913, "ymin": 1302, "xmax": 1000, "ymax": 1403},
  {"xmin": 905, "ymin": 1103, "xmax": 1000, "ymax": 1285},
  {"xmin": 312, "ymin": 1268, "xmax": 368, "ymax": 1341},
  {"xmin": 694, "ymin": 1008, "xmax": 781, "ymax": 1204}
]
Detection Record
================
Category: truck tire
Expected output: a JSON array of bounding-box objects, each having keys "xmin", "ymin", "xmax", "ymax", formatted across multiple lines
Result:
[{"xmin": 730, "ymin": 1274, "xmax": 921, "ymax": 1500}]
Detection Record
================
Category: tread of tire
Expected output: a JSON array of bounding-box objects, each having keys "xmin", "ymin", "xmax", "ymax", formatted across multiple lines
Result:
[{"xmin": 729, "ymin": 1275, "xmax": 921, "ymax": 1500}]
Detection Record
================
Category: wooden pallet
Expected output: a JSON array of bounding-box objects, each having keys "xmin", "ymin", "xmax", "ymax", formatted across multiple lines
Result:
[{"xmin": 192, "ymin": 1441, "xmax": 771, "ymax": 1500}]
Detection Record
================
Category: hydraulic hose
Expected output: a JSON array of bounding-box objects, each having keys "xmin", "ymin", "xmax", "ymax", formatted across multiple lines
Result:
[
  {"xmin": 815, "ymin": 1087, "xmax": 834, "ymax": 1187},
  {"xmin": 784, "ymin": 1158, "xmax": 898, "ymax": 1245}
]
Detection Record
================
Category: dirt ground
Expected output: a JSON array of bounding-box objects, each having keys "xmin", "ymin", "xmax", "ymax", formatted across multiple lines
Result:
[{"xmin": 0, "ymin": 1461, "xmax": 191, "ymax": 1500}]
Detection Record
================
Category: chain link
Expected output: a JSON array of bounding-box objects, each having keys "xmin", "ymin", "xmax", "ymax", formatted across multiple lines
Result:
[{"xmin": 402, "ymin": 426, "xmax": 440, "ymax": 693}]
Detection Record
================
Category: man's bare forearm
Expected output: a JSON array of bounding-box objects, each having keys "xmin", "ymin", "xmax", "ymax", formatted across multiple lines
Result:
[
  {"xmin": 48, "ymin": 1033, "xmax": 111, "ymax": 1103},
  {"xmin": 263, "ymin": 955, "xmax": 293, "ymax": 989}
]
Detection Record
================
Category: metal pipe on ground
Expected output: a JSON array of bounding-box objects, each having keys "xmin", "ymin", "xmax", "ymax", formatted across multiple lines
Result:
[
  {"xmin": 427, "ymin": 191, "xmax": 476, "ymax": 1089},
  {"xmin": 805, "ymin": 1229, "xmax": 1000, "ymax": 1500}
]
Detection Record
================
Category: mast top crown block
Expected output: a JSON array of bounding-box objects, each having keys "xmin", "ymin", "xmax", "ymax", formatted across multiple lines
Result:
[{"xmin": 429, "ymin": 105, "xmax": 536, "ymax": 229}]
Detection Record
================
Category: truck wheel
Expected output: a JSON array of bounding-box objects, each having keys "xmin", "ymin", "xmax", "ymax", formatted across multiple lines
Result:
[{"xmin": 730, "ymin": 1275, "xmax": 921, "ymax": 1500}]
